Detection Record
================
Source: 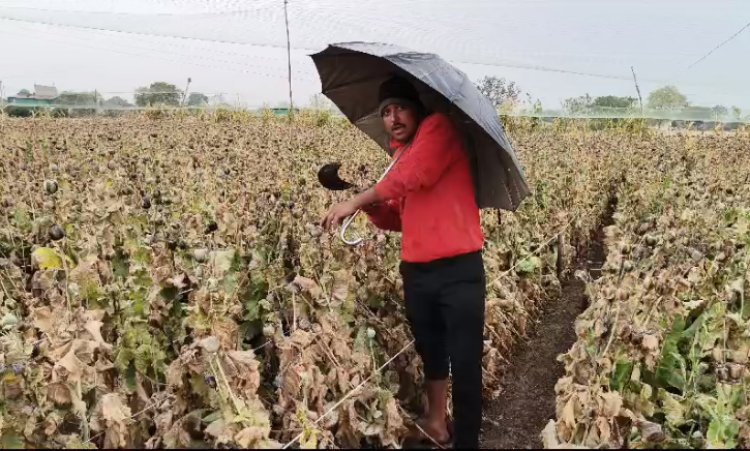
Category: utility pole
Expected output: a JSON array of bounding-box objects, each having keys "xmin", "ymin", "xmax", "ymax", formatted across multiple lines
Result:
[
  {"xmin": 631, "ymin": 66, "xmax": 644, "ymax": 116},
  {"xmin": 283, "ymin": 0, "xmax": 294, "ymax": 118},
  {"xmin": 182, "ymin": 77, "xmax": 192, "ymax": 107}
]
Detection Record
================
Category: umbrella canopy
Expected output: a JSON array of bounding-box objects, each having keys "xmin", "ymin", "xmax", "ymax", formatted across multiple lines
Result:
[{"xmin": 310, "ymin": 41, "xmax": 530, "ymax": 211}]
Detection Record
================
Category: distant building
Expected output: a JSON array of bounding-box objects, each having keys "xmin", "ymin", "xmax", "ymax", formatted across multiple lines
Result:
[
  {"xmin": 269, "ymin": 107, "xmax": 300, "ymax": 117},
  {"xmin": 7, "ymin": 84, "xmax": 59, "ymax": 107}
]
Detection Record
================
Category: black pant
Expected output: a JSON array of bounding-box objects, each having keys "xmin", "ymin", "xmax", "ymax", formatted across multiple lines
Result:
[{"xmin": 400, "ymin": 251, "xmax": 486, "ymax": 449}]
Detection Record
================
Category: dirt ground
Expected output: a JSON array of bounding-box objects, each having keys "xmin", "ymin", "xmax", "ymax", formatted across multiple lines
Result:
[{"xmin": 480, "ymin": 204, "xmax": 612, "ymax": 449}]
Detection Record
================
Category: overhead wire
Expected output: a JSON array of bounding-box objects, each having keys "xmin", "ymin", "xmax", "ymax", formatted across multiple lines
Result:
[
  {"xmin": 0, "ymin": 1, "xmax": 711, "ymax": 87},
  {"xmin": 52, "ymin": 26, "xmax": 310, "ymax": 77},
  {"xmin": 0, "ymin": 2, "xmax": 281, "ymax": 17},
  {"xmin": 11, "ymin": 1, "xmax": 596, "ymax": 69},
  {"xmin": 0, "ymin": 15, "xmax": 317, "ymax": 51},
  {"xmin": 0, "ymin": 14, "xmax": 668, "ymax": 85},
  {"xmin": 687, "ymin": 19, "xmax": 750, "ymax": 69},
  {"xmin": 0, "ymin": 25, "xmax": 313, "ymax": 86},
  {"xmin": 2, "ymin": 0, "xmax": 747, "ymax": 110},
  {"xmin": 0, "ymin": 22, "xmax": 294, "ymax": 67},
  {"xmin": 0, "ymin": 2, "xmax": 660, "ymax": 77}
]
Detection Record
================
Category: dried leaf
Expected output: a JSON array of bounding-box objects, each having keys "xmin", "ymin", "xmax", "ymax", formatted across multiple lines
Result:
[
  {"xmin": 235, "ymin": 426, "xmax": 267, "ymax": 448},
  {"xmin": 601, "ymin": 392, "xmax": 622, "ymax": 418},
  {"xmin": 561, "ymin": 397, "xmax": 576, "ymax": 429},
  {"xmin": 101, "ymin": 393, "xmax": 132, "ymax": 448}
]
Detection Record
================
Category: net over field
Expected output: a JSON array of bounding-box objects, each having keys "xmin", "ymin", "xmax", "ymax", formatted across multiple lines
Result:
[{"xmin": 1, "ymin": 0, "xmax": 749, "ymax": 119}]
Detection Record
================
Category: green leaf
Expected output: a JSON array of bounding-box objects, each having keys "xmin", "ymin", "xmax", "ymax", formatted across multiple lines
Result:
[
  {"xmin": 125, "ymin": 363, "xmax": 137, "ymax": 391},
  {"xmin": 112, "ymin": 249, "xmax": 130, "ymax": 280},
  {"xmin": 160, "ymin": 286, "xmax": 179, "ymax": 302},
  {"xmin": 240, "ymin": 278, "xmax": 268, "ymax": 323},
  {"xmin": 222, "ymin": 272, "xmax": 239, "ymax": 296},
  {"xmin": 655, "ymin": 316, "xmax": 687, "ymax": 392},
  {"xmin": 611, "ymin": 360, "xmax": 634, "ymax": 392},
  {"xmin": 707, "ymin": 415, "xmax": 740, "ymax": 448},
  {"xmin": 131, "ymin": 246, "xmax": 152, "ymax": 266},
  {"xmin": 202, "ymin": 411, "xmax": 222, "ymax": 424},
  {"xmin": 682, "ymin": 306, "xmax": 708, "ymax": 342},
  {"xmin": 1, "ymin": 313, "xmax": 18, "ymax": 330},
  {"xmin": 516, "ymin": 256, "xmax": 542, "ymax": 274},
  {"xmin": 11, "ymin": 208, "xmax": 32, "ymax": 233},
  {"xmin": 658, "ymin": 388, "xmax": 687, "ymax": 427},
  {"xmin": 211, "ymin": 248, "xmax": 236, "ymax": 278},
  {"xmin": 0, "ymin": 429, "xmax": 25, "ymax": 449},
  {"xmin": 81, "ymin": 280, "xmax": 103, "ymax": 305},
  {"xmin": 716, "ymin": 383, "xmax": 744, "ymax": 417}
]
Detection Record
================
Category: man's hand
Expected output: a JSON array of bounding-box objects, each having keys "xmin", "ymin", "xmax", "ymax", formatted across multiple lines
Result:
[
  {"xmin": 321, "ymin": 199, "xmax": 359, "ymax": 232},
  {"xmin": 320, "ymin": 187, "xmax": 382, "ymax": 233}
]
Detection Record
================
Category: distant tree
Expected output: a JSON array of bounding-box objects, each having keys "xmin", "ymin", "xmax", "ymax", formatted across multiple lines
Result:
[
  {"xmin": 682, "ymin": 105, "xmax": 714, "ymax": 120},
  {"xmin": 711, "ymin": 105, "xmax": 729, "ymax": 120},
  {"xmin": 187, "ymin": 92, "xmax": 209, "ymax": 107},
  {"xmin": 135, "ymin": 82, "xmax": 182, "ymax": 107},
  {"xmin": 731, "ymin": 106, "xmax": 742, "ymax": 121},
  {"xmin": 521, "ymin": 93, "xmax": 544, "ymax": 115},
  {"xmin": 532, "ymin": 99, "xmax": 543, "ymax": 115},
  {"xmin": 48, "ymin": 91, "xmax": 102, "ymax": 117},
  {"xmin": 592, "ymin": 95, "xmax": 637, "ymax": 109},
  {"xmin": 17, "ymin": 89, "xmax": 32, "ymax": 97},
  {"xmin": 4, "ymin": 106, "xmax": 34, "ymax": 117},
  {"xmin": 103, "ymin": 96, "xmax": 133, "ymax": 108},
  {"xmin": 56, "ymin": 91, "xmax": 100, "ymax": 106},
  {"xmin": 647, "ymin": 86, "xmax": 688, "ymax": 110},
  {"xmin": 562, "ymin": 94, "xmax": 593, "ymax": 115},
  {"xmin": 476, "ymin": 76, "xmax": 521, "ymax": 109},
  {"xmin": 99, "ymin": 96, "xmax": 132, "ymax": 117}
]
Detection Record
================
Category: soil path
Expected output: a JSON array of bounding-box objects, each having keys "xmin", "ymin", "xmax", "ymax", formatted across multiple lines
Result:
[{"xmin": 480, "ymin": 204, "xmax": 613, "ymax": 449}]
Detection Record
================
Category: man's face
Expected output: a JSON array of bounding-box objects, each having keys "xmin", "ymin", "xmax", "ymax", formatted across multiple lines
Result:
[{"xmin": 382, "ymin": 103, "xmax": 419, "ymax": 144}]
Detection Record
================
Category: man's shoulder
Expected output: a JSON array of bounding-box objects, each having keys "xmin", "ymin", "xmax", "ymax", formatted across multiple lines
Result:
[
  {"xmin": 422, "ymin": 112, "xmax": 453, "ymax": 128},
  {"xmin": 415, "ymin": 112, "xmax": 461, "ymax": 144}
]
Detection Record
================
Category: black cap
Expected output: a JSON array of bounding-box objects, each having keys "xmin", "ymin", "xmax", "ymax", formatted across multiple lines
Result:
[
  {"xmin": 378, "ymin": 75, "xmax": 420, "ymax": 103},
  {"xmin": 377, "ymin": 75, "xmax": 425, "ymax": 115}
]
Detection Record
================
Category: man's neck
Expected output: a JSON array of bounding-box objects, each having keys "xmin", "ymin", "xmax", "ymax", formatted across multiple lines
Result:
[{"xmin": 391, "ymin": 134, "xmax": 416, "ymax": 148}]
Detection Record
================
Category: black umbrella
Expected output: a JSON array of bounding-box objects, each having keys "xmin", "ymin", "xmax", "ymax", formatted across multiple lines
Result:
[{"xmin": 310, "ymin": 41, "xmax": 530, "ymax": 212}]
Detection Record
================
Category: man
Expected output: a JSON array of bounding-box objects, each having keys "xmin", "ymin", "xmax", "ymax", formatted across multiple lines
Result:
[{"xmin": 321, "ymin": 75, "xmax": 485, "ymax": 449}]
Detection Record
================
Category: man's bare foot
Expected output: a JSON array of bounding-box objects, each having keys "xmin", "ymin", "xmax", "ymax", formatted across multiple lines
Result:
[{"xmin": 411, "ymin": 417, "xmax": 451, "ymax": 444}]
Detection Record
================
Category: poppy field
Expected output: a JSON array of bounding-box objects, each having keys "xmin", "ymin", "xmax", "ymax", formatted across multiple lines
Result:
[{"xmin": 0, "ymin": 111, "xmax": 749, "ymax": 449}]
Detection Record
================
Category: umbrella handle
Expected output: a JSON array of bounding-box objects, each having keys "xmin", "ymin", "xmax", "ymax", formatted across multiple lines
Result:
[
  {"xmin": 340, "ymin": 209, "xmax": 363, "ymax": 245},
  {"xmin": 338, "ymin": 148, "xmax": 407, "ymax": 246}
]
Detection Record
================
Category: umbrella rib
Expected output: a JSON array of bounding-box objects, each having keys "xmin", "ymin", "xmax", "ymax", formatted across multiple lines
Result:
[{"xmin": 321, "ymin": 76, "xmax": 380, "ymax": 95}]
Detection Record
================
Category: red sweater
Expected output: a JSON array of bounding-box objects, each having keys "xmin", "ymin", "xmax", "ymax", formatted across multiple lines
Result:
[{"xmin": 363, "ymin": 113, "xmax": 484, "ymax": 263}]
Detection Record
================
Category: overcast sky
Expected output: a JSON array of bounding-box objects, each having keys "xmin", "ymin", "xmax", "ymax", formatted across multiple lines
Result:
[{"xmin": 1, "ymin": 0, "xmax": 748, "ymax": 111}]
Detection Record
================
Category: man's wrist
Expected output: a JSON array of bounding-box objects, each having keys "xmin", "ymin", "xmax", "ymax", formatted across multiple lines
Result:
[{"xmin": 352, "ymin": 187, "xmax": 380, "ymax": 209}]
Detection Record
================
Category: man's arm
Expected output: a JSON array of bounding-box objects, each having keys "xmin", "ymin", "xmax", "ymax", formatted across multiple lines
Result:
[
  {"xmin": 321, "ymin": 114, "xmax": 461, "ymax": 232},
  {"xmin": 374, "ymin": 113, "xmax": 462, "ymax": 201},
  {"xmin": 362, "ymin": 198, "xmax": 402, "ymax": 231},
  {"xmin": 321, "ymin": 186, "xmax": 388, "ymax": 232}
]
